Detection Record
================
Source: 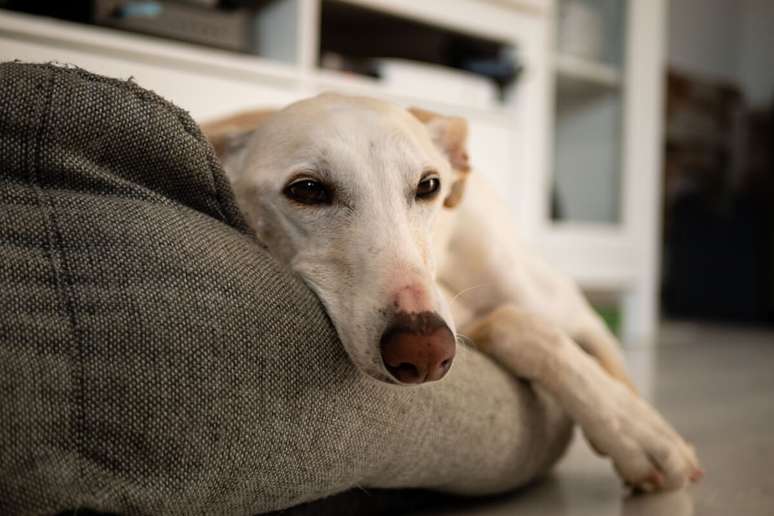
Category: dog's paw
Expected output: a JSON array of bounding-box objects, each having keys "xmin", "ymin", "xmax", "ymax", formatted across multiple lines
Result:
[{"xmin": 582, "ymin": 384, "xmax": 703, "ymax": 492}]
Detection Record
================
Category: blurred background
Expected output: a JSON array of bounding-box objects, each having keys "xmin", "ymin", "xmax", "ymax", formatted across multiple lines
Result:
[
  {"xmin": 0, "ymin": 0, "xmax": 772, "ymax": 341},
  {"xmin": 2, "ymin": 2, "xmax": 773, "ymax": 513},
  {"xmin": 665, "ymin": 0, "xmax": 773, "ymax": 329}
]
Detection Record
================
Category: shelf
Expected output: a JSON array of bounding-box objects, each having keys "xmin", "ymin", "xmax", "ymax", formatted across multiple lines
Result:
[
  {"xmin": 554, "ymin": 53, "xmax": 622, "ymax": 114},
  {"xmin": 536, "ymin": 224, "xmax": 637, "ymax": 291},
  {"xmin": 0, "ymin": 10, "xmax": 302, "ymax": 87},
  {"xmin": 555, "ymin": 53, "xmax": 621, "ymax": 88}
]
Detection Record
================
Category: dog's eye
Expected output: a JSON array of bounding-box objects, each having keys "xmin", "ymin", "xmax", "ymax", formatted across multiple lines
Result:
[
  {"xmin": 283, "ymin": 178, "xmax": 333, "ymax": 206},
  {"xmin": 416, "ymin": 175, "xmax": 441, "ymax": 200}
]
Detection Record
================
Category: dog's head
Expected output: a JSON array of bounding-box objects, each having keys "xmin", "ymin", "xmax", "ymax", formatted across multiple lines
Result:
[{"xmin": 204, "ymin": 94, "xmax": 470, "ymax": 385}]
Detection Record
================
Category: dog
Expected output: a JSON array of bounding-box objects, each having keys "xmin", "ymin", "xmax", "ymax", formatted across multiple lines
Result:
[{"xmin": 202, "ymin": 93, "xmax": 702, "ymax": 492}]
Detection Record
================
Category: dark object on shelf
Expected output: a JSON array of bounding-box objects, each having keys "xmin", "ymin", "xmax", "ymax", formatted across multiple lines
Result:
[
  {"xmin": 0, "ymin": 0, "xmax": 92, "ymax": 23},
  {"xmin": 459, "ymin": 55, "xmax": 522, "ymax": 90},
  {"xmin": 93, "ymin": 0, "xmax": 263, "ymax": 53},
  {"xmin": 319, "ymin": 52, "xmax": 381, "ymax": 79}
]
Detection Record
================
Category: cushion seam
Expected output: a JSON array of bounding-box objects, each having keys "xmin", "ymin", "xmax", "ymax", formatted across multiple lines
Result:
[{"xmin": 29, "ymin": 65, "xmax": 88, "ymax": 495}]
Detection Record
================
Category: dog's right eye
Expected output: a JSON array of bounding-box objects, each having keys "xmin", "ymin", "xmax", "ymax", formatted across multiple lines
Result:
[
  {"xmin": 283, "ymin": 178, "xmax": 333, "ymax": 206},
  {"xmin": 416, "ymin": 174, "xmax": 441, "ymax": 201}
]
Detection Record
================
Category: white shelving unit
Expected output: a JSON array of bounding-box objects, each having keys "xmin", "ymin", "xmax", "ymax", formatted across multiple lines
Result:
[
  {"xmin": 542, "ymin": 0, "xmax": 667, "ymax": 343},
  {"xmin": 0, "ymin": 0, "xmax": 666, "ymax": 344}
]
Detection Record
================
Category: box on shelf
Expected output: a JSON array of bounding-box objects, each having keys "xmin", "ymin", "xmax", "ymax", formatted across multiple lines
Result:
[{"xmin": 375, "ymin": 58, "xmax": 499, "ymax": 110}]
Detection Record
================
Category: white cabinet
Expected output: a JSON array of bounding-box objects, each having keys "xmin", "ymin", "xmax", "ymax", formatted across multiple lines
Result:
[
  {"xmin": 537, "ymin": 0, "xmax": 667, "ymax": 343},
  {"xmin": 0, "ymin": 0, "xmax": 665, "ymax": 343}
]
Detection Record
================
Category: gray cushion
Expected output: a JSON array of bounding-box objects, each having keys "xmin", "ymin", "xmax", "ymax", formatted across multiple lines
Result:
[{"xmin": 0, "ymin": 62, "xmax": 570, "ymax": 515}]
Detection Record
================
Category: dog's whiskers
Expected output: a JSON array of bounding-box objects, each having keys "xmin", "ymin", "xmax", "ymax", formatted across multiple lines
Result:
[
  {"xmin": 455, "ymin": 332, "xmax": 475, "ymax": 347},
  {"xmin": 450, "ymin": 283, "xmax": 491, "ymax": 304}
]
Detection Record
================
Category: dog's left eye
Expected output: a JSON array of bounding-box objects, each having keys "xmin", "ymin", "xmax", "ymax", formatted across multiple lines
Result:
[
  {"xmin": 416, "ymin": 175, "xmax": 441, "ymax": 200},
  {"xmin": 283, "ymin": 178, "xmax": 333, "ymax": 206}
]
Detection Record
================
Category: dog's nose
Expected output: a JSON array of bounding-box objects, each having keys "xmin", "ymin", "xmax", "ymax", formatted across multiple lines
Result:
[{"xmin": 380, "ymin": 312, "xmax": 455, "ymax": 384}]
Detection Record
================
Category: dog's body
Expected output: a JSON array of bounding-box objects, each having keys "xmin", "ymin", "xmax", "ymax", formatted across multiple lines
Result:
[{"xmin": 204, "ymin": 94, "xmax": 701, "ymax": 492}]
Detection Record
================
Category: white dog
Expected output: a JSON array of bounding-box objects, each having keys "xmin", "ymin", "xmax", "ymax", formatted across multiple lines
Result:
[{"xmin": 203, "ymin": 94, "xmax": 702, "ymax": 492}]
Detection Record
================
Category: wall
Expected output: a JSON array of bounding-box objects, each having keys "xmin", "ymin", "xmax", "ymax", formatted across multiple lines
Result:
[
  {"xmin": 667, "ymin": 0, "xmax": 741, "ymax": 83},
  {"xmin": 668, "ymin": 0, "xmax": 774, "ymax": 107},
  {"xmin": 737, "ymin": 0, "xmax": 774, "ymax": 107}
]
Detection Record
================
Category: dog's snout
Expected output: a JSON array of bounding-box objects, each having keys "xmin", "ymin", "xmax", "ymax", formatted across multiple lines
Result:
[
  {"xmin": 393, "ymin": 283, "xmax": 430, "ymax": 313},
  {"xmin": 380, "ymin": 312, "xmax": 455, "ymax": 384}
]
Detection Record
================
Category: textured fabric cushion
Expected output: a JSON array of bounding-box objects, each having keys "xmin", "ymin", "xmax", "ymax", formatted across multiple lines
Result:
[{"xmin": 0, "ymin": 62, "xmax": 571, "ymax": 515}]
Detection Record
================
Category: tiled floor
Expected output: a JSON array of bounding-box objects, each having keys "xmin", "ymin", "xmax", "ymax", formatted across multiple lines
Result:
[{"xmin": 423, "ymin": 322, "xmax": 774, "ymax": 516}]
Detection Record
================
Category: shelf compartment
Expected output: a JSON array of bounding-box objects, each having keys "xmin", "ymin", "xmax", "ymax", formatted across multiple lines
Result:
[
  {"xmin": 552, "ymin": 85, "xmax": 624, "ymax": 224},
  {"xmin": 318, "ymin": 0, "xmax": 522, "ymax": 110},
  {"xmin": 1, "ymin": 0, "xmax": 303, "ymax": 65}
]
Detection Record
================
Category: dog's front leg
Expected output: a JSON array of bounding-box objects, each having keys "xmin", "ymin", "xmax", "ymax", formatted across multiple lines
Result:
[{"xmin": 464, "ymin": 305, "xmax": 702, "ymax": 492}]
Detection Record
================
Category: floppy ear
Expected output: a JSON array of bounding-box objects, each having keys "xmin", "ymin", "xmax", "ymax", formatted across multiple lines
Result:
[
  {"xmin": 200, "ymin": 108, "xmax": 276, "ymax": 166},
  {"xmin": 408, "ymin": 107, "xmax": 471, "ymax": 208}
]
